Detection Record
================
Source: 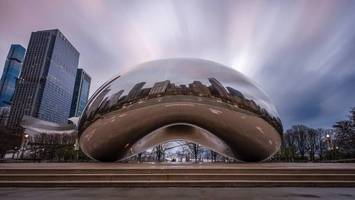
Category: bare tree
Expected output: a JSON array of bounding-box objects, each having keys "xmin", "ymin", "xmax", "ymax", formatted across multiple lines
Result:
[
  {"xmin": 334, "ymin": 120, "xmax": 354, "ymax": 158},
  {"xmin": 307, "ymin": 128, "xmax": 317, "ymax": 161},
  {"xmin": 316, "ymin": 128, "xmax": 328, "ymax": 160},
  {"xmin": 293, "ymin": 125, "xmax": 308, "ymax": 160},
  {"xmin": 154, "ymin": 144, "xmax": 166, "ymax": 162},
  {"xmin": 187, "ymin": 143, "xmax": 201, "ymax": 162},
  {"xmin": 283, "ymin": 129, "xmax": 297, "ymax": 161}
]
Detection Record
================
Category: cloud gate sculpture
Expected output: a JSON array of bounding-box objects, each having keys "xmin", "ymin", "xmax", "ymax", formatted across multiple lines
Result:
[{"xmin": 78, "ymin": 58, "xmax": 283, "ymax": 162}]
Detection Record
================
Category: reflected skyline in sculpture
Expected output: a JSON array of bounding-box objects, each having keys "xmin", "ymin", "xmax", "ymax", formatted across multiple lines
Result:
[
  {"xmin": 80, "ymin": 77, "xmax": 282, "ymax": 135},
  {"xmin": 78, "ymin": 58, "xmax": 283, "ymax": 162}
]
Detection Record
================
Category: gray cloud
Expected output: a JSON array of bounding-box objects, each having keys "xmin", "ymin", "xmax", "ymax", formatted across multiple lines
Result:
[{"xmin": 0, "ymin": 0, "xmax": 354, "ymax": 129}]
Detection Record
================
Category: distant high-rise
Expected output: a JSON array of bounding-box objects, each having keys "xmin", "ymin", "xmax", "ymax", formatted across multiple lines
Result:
[
  {"xmin": 70, "ymin": 68, "xmax": 91, "ymax": 117},
  {"xmin": 0, "ymin": 44, "xmax": 26, "ymax": 107},
  {"xmin": 8, "ymin": 29, "xmax": 79, "ymax": 128},
  {"xmin": 149, "ymin": 80, "xmax": 170, "ymax": 96},
  {"xmin": 226, "ymin": 86, "xmax": 244, "ymax": 98},
  {"xmin": 189, "ymin": 81, "xmax": 210, "ymax": 97},
  {"xmin": 127, "ymin": 82, "xmax": 145, "ymax": 101},
  {"xmin": 208, "ymin": 77, "xmax": 228, "ymax": 99}
]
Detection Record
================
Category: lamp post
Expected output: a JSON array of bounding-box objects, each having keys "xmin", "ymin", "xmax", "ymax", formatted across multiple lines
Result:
[
  {"xmin": 325, "ymin": 134, "xmax": 331, "ymax": 160},
  {"xmin": 325, "ymin": 133, "xmax": 339, "ymax": 160},
  {"xmin": 335, "ymin": 146, "xmax": 339, "ymax": 159},
  {"xmin": 74, "ymin": 139, "xmax": 80, "ymax": 161},
  {"xmin": 20, "ymin": 134, "xmax": 29, "ymax": 159}
]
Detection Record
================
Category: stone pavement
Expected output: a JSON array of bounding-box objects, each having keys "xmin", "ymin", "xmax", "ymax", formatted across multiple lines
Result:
[{"xmin": 0, "ymin": 187, "xmax": 355, "ymax": 200}]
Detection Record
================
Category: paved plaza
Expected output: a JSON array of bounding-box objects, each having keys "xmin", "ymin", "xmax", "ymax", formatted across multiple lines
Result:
[{"xmin": 0, "ymin": 187, "xmax": 355, "ymax": 200}]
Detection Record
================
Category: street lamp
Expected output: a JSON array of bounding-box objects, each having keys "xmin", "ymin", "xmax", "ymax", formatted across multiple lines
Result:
[
  {"xmin": 325, "ymin": 133, "xmax": 339, "ymax": 160},
  {"xmin": 325, "ymin": 134, "xmax": 332, "ymax": 150},
  {"xmin": 74, "ymin": 139, "xmax": 80, "ymax": 161},
  {"xmin": 20, "ymin": 134, "xmax": 29, "ymax": 159}
]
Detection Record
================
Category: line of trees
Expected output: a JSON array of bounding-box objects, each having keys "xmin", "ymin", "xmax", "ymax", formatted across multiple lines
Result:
[
  {"xmin": 4, "ymin": 133, "xmax": 90, "ymax": 162},
  {"xmin": 275, "ymin": 107, "xmax": 355, "ymax": 161}
]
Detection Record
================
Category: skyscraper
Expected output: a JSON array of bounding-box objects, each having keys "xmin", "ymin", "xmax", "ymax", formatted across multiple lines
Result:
[
  {"xmin": 149, "ymin": 80, "xmax": 170, "ymax": 97},
  {"xmin": 226, "ymin": 86, "xmax": 244, "ymax": 98},
  {"xmin": 0, "ymin": 45, "xmax": 26, "ymax": 107},
  {"xmin": 127, "ymin": 82, "xmax": 146, "ymax": 101},
  {"xmin": 8, "ymin": 29, "xmax": 79, "ymax": 128},
  {"xmin": 189, "ymin": 81, "xmax": 211, "ymax": 96},
  {"xmin": 70, "ymin": 68, "xmax": 91, "ymax": 117},
  {"xmin": 208, "ymin": 77, "xmax": 229, "ymax": 99}
]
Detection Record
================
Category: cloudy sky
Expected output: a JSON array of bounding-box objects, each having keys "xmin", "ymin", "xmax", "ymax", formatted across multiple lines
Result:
[{"xmin": 0, "ymin": 0, "xmax": 355, "ymax": 129}]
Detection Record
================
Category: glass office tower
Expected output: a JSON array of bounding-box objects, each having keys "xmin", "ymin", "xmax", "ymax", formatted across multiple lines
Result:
[
  {"xmin": 0, "ymin": 45, "xmax": 26, "ymax": 107},
  {"xmin": 8, "ymin": 29, "xmax": 79, "ymax": 128},
  {"xmin": 70, "ymin": 68, "xmax": 91, "ymax": 117}
]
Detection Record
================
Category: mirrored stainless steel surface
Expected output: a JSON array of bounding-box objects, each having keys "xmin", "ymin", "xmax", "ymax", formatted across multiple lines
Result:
[
  {"xmin": 78, "ymin": 58, "xmax": 283, "ymax": 162},
  {"xmin": 21, "ymin": 115, "xmax": 77, "ymax": 135}
]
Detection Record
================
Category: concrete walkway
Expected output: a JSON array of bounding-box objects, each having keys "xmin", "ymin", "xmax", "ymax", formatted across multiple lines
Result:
[{"xmin": 0, "ymin": 187, "xmax": 355, "ymax": 200}]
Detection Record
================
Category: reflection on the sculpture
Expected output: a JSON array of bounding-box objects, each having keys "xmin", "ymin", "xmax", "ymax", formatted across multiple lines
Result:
[
  {"xmin": 78, "ymin": 58, "xmax": 283, "ymax": 162},
  {"xmin": 80, "ymin": 77, "xmax": 282, "ymax": 135}
]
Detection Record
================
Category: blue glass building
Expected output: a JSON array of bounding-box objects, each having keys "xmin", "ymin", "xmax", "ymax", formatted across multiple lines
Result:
[
  {"xmin": 70, "ymin": 68, "xmax": 91, "ymax": 117},
  {"xmin": 8, "ymin": 29, "xmax": 79, "ymax": 128},
  {"xmin": 0, "ymin": 45, "xmax": 26, "ymax": 107}
]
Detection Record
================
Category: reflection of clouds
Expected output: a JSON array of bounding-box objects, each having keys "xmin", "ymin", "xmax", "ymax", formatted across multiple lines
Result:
[
  {"xmin": 81, "ymin": 58, "xmax": 282, "ymax": 134},
  {"xmin": 103, "ymin": 58, "xmax": 278, "ymax": 115}
]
